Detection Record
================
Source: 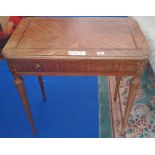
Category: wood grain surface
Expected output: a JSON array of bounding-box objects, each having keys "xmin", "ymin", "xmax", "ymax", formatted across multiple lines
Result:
[{"xmin": 2, "ymin": 17, "xmax": 149, "ymax": 60}]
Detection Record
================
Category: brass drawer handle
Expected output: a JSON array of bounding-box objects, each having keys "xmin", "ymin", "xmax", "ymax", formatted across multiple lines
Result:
[{"xmin": 35, "ymin": 64, "xmax": 41, "ymax": 70}]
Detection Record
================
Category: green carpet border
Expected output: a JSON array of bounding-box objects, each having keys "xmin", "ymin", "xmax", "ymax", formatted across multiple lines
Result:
[{"xmin": 98, "ymin": 76, "xmax": 112, "ymax": 138}]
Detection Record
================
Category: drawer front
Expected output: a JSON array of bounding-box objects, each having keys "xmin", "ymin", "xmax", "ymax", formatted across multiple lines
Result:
[{"xmin": 14, "ymin": 59, "xmax": 139, "ymax": 75}]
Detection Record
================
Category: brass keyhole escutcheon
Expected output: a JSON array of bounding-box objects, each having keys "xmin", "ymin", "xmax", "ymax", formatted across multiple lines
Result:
[{"xmin": 35, "ymin": 64, "xmax": 41, "ymax": 70}]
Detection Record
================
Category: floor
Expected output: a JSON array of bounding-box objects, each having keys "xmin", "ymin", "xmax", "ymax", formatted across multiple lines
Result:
[
  {"xmin": 99, "ymin": 63, "xmax": 155, "ymax": 138},
  {"xmin": 0, "ymin": 60, "xmax": 99, "ymax": 138}
]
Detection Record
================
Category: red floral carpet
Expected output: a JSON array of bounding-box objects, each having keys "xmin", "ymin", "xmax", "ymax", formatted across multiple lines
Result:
[{"xmin": 99, "ymin": 63, "xmax": 155, "ymax": 138}]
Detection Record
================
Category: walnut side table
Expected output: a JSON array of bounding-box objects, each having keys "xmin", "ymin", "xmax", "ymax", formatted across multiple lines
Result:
[{"xmin": 2, "ymin": 17, "xmax": 149, "ymax": 136}]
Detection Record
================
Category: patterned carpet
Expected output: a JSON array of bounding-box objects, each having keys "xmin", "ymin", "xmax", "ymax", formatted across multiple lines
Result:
[{"xmin": 99, "ymin": 63, "xmax": 155, "ymax": 138}]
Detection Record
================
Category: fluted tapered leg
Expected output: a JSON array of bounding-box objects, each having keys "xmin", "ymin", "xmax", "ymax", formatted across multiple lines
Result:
[
  {"xmin": 114, "ymin": 76, "xmax": 121, "ymax": 101},
  {"xmin": 38, "ymin": 76, "xmax": 47, "ymax": 101},
  {"xmin": 14, "ymin": 75, "xmax": 37, "ymax": 135},
  {"xmin": 120, "ymin": 77, "xmax": 140, "ymax": 135}
]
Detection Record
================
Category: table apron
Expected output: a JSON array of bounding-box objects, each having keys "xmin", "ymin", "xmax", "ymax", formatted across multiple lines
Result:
[{"xmin": 11, "ymin": 59, "xmax": 145, "ymax": 76}]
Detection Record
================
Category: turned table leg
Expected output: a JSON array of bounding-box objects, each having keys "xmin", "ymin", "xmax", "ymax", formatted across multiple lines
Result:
[
  {"xmin": 38, "ymin": 76, "xmax": 47, "ymax": 101},
  {"xmin": 120, "ymin": 76, "xmax": 140, "ymax": 135},
  {"xmin": 14, "ymin": 75, "xmax": 37, "ymax": 135},
  {"xmin": 114, "ymin": 76, "xmax": 121, "ymax": 101}
]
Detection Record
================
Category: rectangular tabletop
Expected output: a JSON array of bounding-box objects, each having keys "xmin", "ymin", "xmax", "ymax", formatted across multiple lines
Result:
[{"xmin": 2, "ymin": 17, "xmax": 149, "ymax": 60}]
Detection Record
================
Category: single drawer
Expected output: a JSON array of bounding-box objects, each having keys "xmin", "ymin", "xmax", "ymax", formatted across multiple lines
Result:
[{"xmin": 14, "ymin": 59, "xmax": 139, "ymax": 75}]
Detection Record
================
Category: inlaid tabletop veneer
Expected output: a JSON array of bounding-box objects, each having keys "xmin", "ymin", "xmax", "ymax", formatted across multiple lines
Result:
[{"xmin": 2, "ymin": 17, "xmax": 149, "ymax": 136}]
